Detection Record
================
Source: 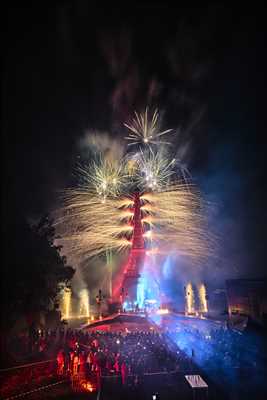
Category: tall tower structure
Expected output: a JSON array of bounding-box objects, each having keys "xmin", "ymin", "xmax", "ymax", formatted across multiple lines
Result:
[{"xmin": 121, "ymin": 192, "xmax": 145, "ymax": 304}]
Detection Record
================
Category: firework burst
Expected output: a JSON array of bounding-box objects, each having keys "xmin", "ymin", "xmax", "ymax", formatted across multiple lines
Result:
[
  {"xmin": 76, "ymin": 158, "xmax": 127, "ymax": 200},
  {"xmin": 124, "ymin": 108, "xmax": 173, "ymax": 148},
  {"xmin": 135, "ymin": 149, "xmax": 176, "ymax": 191},
  {"xmin": 55, "ymin": 108, "xmax": 213, "ymax": 265}
]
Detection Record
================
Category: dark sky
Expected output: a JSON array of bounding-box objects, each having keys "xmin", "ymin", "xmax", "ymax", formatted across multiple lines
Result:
[{"xmin": 3, "ymin": 2, "xmax": 267, "ymax": 283}]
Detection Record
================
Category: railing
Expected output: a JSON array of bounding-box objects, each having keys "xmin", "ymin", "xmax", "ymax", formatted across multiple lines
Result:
[
  {"xmin": 1, "ymin": 379, "xmax": 67, "ymax": 400},
  {"xmin": 0, "ymin": 359, "xmax": 58, "ymax": 399}
]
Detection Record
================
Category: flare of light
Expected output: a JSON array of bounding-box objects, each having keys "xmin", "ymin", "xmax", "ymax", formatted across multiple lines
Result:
[
  {"xmin": 137, "ymin": 277, "xmax": 146, "ymax": 308},
  {"xmin": 186, "ymin": 282, "xmax": 194, "ymax": 314},
  {"xmin": 81, "ymin": 381, "xmax": 95, "ymax": 392},
  {"xmin": 198, "ymin": 283, "xmax": 208, "ymax": 313},
  {"xmin": 124, "ymin": 108, "xmax": 173, "ymax": 148},
  {"xmin": 157, "ymin": 308, "xmax": 169, "ymax": 315},
  {"xmin": 61, "ymin": 288, "xmax": 71, "ymax": 319},
  {"xmin": 143, "ymin": 230, "xmax": 152, "ymax": 238},
  {"xmin": 79, "ymin": 288, "xmax": 90, "ymax": 317}
]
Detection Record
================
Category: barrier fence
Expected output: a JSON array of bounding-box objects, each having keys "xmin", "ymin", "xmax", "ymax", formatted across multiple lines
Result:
[
  {"xmin": 0, "ymin": 359, "xmax": 58, "ymax": 399},
  {"xmin": 2, "ymin": 380, "xmax": 67, "ymax": 400}
]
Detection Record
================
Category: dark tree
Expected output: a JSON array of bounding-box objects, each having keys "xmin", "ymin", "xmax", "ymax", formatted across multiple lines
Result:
[{"xmin": 1, "ymin": 212, "xmax": 75, "ymax": 331}]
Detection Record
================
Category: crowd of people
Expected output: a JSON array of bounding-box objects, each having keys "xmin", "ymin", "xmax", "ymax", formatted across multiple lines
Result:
[
  {"xmin": 56, "ymin": 330, "xmax": 193, "ymax": 386},
  {"xmin": 3, "ymin": 319, "xmax": 267, "ymax": 398},
  {"xmin": 5, "ymin": 325, "xmax": 66, "ymax": 362},
  {"xmin": 168, "ymin": 324, "xmax": 267, "ymax": 373},
  {"xmin": 7, "ymin": 320, "xmax": 267, "ymax": 376}
]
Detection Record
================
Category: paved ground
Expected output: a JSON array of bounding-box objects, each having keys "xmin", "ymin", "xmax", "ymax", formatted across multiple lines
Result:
[{"xmin": 2, "ymin": 381, "xmax": 98, "ymax": 400}]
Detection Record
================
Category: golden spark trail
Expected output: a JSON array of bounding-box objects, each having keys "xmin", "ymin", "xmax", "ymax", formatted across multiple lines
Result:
[
  {"xmin": 141, "ymin": 185, "xmax": 211, "ymax": 261},
  {"xmin": 56, "ymin": 182, "xmax": 211, "ymax": 263},
  {"xmin": 55, "ymin": 190, "xmax": 133, "ymax": 258}
]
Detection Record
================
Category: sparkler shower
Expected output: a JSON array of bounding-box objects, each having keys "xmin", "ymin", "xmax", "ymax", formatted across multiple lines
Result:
[
  {"xmin": 198, "ymin": 283, "xmax": 208, "ymax": 313},
  {"xmin": 79, "ymin": 288, "xmax": 90, "ymax": 318},
  {"xmin": 55, "ymin": 108, "xmax": 213, "ymax": 304},
  {"xmin": 61, "ymin": 287, "xmax": 71, "ymax": 319},
  {"xmin": 185, "ymin": 282, "xmax": 195, "ymax": 314}
]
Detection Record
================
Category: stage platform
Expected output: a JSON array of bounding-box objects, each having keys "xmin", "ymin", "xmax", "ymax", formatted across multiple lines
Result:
[
  {"xmin": 80, "ymin": 311, "xmax": 224, "ymax": 334},
  {"xmin": 81, "ymin": 312, "xmax": 162, "ymax": 333}
]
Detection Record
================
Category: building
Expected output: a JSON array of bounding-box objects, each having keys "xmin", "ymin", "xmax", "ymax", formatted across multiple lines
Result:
[{"xmin": 226, "ymin": 278, "xmax": 267, "ymax": 325}]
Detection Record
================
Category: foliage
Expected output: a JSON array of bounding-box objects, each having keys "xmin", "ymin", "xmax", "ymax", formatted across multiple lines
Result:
[{"xmin": 1, "ymin": 212, "xmax": 75, "ymax": 330}]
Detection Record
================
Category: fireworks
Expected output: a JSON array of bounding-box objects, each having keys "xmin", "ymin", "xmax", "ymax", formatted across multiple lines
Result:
[
  {"xmin": 55, "ymin": 191, "xmax": 132, "ymax": 258},
  {"xmin": 56, "ymin": 184, "xmax": 209, "ymax": 262},
  {"xmin": 136, "ymin": 150, "xmax": 176, "ymax": 191},
  {"xmin": 141, "ymin": 186, "xmax": 210, "ymax": 260},
  {"xmin": 76, "ymin": 158, "xmax": 126, "ymax": 200},
  {"xmin": 55, "ymin": 108, "xmax": 212, "ymax": 265},
  {"xmin": 124, "ymin": 108, "xmax": 173, "ymax": 148}
]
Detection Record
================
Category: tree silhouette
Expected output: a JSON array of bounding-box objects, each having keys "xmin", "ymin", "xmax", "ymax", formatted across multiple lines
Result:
[{"xmin": 1, "ymin": 212, "xmax": 75, "ymax": 331}]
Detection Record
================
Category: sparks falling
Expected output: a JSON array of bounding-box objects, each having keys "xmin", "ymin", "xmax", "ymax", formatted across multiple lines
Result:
[{"xmin": 56, "ymin": 183, "xmax": 209, "ymax": 262}]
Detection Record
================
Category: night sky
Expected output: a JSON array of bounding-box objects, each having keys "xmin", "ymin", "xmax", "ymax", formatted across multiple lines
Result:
[{"xmin": 3, "ymin": 3, "xmax": 267, "ymax": 284}]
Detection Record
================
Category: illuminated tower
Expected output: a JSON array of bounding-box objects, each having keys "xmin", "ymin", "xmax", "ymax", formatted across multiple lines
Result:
[{"xmin": 121, "ymin": 192, "xmax": 145, "ymax": 304}]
